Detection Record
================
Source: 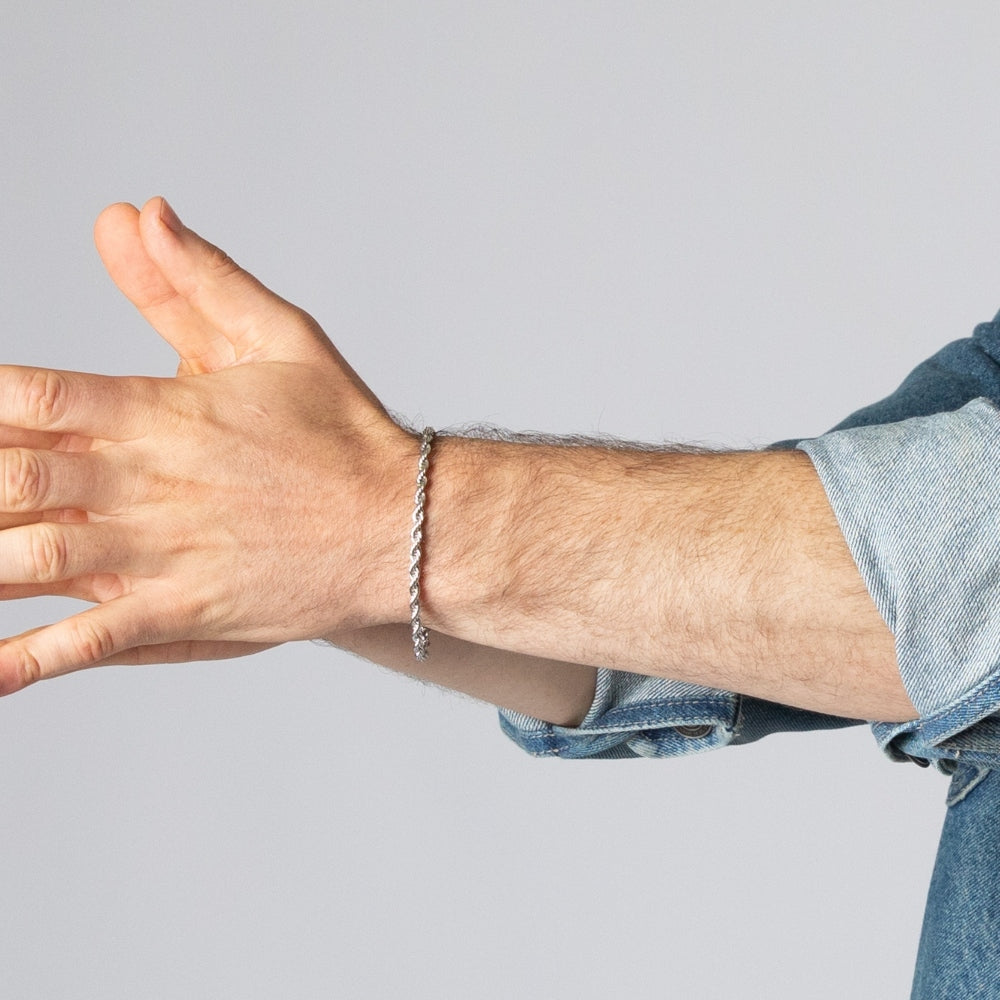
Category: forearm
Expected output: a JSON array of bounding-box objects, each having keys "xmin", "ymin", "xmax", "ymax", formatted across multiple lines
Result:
[
  {"xmin": 403, "ymin": 436, "xmax": 914, "ymax": 723},
  {"xmin": 331, "ymin": 626, "xmax": 598, "ymax": 727},
  {"xmin": 0, "ymin": 199, "xmax": 916, "ymax": 725}
]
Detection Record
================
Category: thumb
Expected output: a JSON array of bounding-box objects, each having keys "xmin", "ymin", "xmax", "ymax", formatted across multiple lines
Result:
[
  {"xmin": 136, "ymin": 196, "xmax": 328, "ymax": 371},
  {"xmin": 95, "ymin": 201, "xmax": 226, "ymax": 374}
]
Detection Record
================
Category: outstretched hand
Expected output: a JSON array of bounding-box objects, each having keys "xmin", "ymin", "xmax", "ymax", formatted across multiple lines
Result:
[{"xmin": 0, "ymin": 198, "xmax": 416, "ymax": 693}]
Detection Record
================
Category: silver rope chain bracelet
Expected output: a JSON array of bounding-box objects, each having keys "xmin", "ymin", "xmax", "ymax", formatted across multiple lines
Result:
[{"xmin": 408, "ymin": 427, "xmax": 435, "ymax": 660}]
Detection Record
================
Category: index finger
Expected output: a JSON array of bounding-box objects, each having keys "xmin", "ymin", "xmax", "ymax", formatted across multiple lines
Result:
[{"xmin": 0, "ymin": 366, "xmax": 158, "ymax": 440}]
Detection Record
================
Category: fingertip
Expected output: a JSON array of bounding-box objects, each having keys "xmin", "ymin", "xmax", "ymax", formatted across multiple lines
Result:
[
  {"xmin": 140, "ymin": 195, "xmax": 184, "ymax": 237},
  {"xmin": 93, "ymin": 201, "xmax": 139, "ymax": 245},
  {"xmin": 139, "ymin": 194, "xmax": 165, "ymax": 217},
  {"xmin": 159, "ymin": 197, "xmax": 185, "ymax": 235}
]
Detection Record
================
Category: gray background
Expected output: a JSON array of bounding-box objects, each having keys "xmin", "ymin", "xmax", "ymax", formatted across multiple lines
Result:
[{"xmin": 1, "ymin": 3, "xmax": 998, "ymax": 997}]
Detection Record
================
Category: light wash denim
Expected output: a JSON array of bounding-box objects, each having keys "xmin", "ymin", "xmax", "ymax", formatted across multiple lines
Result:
[
  {"xmin": 499, "ymin": 311, "xmax": 1000, "ymax": 994},
  {"xmin": 801, "ymin": 396, "xmax": 1000, "ymax": 772}
]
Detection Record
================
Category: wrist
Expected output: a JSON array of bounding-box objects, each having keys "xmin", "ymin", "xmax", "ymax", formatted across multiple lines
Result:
[
  {"xmin": 419, "ymin": 435, "xmax": 606, "ymax": 652},
  {"xmin": 418, "ymin": 435, "xmax": 523, "ymax": 637},
  {"xmin": 330, "ymin": 421, "xmax": 424, "ymax": 635}
]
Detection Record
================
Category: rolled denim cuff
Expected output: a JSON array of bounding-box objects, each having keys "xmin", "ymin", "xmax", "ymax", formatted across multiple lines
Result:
[
  {"xmin": 498, "ymin": 668, "xmax": 738, "ymax": 759},
  {"xmin": 497, "ymin": 668, "xmax": 861, "ymax": 759},
  {"xmin": 798, "ymin": 397, "xmax": 1000, "ymax": 769}
]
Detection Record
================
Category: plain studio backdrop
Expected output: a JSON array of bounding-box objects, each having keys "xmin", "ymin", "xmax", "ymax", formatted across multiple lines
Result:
[{"xmin": 2, "ymin": 4, "xmax": 999, "ymax": 997}]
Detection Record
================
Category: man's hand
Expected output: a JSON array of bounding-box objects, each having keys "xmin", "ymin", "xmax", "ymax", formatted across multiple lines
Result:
[
  {"xmin": 0, "ymin": 198, "xmax": 416, "ymax": 691},
  {"xmin": 0, "ymin": 197, "xmax": 915, "ymax": 726}
]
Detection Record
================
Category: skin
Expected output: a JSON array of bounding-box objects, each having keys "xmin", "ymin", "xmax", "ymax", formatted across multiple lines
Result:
[{"xmin": 0, "ymin": 197, "xmax": 917, "ymax": 725}]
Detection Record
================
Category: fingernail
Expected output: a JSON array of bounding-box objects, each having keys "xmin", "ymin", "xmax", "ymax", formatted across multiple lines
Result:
[{"xmin": 159, "ymin": 198, "xmax": 184, "ymax": 234}]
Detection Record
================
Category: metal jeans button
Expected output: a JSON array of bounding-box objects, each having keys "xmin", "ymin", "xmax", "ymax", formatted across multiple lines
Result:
[{"xmin": 674, "ymin": 724, "xmax": 713, "ymax": 739}]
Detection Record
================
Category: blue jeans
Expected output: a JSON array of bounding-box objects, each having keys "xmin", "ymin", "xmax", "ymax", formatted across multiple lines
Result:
[{"xmin": 912, "ymin": 766, "xmax": 1000, "ymax": 997}]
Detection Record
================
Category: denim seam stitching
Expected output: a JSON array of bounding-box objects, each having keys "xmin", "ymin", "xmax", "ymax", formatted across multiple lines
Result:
[{"xmin": 875, "ymin": 668, "xmax": 1000, "ymax": 750}]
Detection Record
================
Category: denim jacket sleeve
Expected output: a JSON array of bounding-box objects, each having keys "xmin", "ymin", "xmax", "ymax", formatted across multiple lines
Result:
[
  {"xmin": 799, "ymin": 397, "xmax": 1000, "ymax": 771},
  {"xmin": 499, "ymin": 314, "xmax": 1000, "ymax": 767}
]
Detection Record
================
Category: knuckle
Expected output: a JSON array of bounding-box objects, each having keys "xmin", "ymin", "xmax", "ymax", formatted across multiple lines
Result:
[
  {"xmin": 203, "ymin": 243, "xmax": 240, "ymax": 279},
  {"xmin": 67, "ymin": 617, "xmax": 116, "ymax": 665},
  {"xmin": 26, "ymin": 524, "xmax": 69, "ymax": 583},
  {"xmin": 11, "ymin": 645, "xmax": 42, "ymax": 689},
  {"xmin": 1, "ymin": 448, "xmax": 47, "ymax": 511},
  {"xmin": 20, "ymin": 369, "xmax": 71, "ymax": 429}
]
